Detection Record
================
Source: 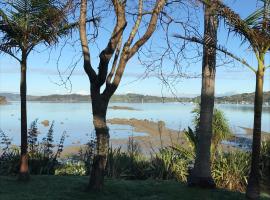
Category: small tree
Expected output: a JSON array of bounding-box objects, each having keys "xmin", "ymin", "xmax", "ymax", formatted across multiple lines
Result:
[
  {"xmin": 190, "ymin": 107, "xmax": 232, "ymax": 157},
  {"xmin": 79, "ymin": 0, "xmax": 167, "ymax": 190}
]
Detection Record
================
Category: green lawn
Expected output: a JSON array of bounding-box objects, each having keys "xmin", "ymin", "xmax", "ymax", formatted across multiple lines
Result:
[{"xmin": 0, "ymin": 176, "xmax": 269, "ymax": 200}]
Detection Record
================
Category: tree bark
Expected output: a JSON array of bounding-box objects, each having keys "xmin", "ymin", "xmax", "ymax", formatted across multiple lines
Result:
[
  {"xmin": 188, "ymin": 1, "xmax": 218, "ymax": 188},
  {"xmin": 88, "ymin": 88, "xmax": 109, "ymax": 190},
  {"xmin": 18, "ymin": 51, "xmax": 30, "ymax": 181},
  {"xmin": 246, "ymin": 57, "xmax": 264, "ymax": 200}
]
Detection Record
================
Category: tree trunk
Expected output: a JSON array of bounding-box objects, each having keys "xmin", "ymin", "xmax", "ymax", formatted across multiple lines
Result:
[
  {"xmin": 18, "ymin": 51, "xmax": 30, "ymax": 181},
  {"xmin": 188, "ymin": 1, "xmax": 218, "ymax": 188},
  {"xmin": 246, "ymin": 58, "xmax": 264, "ymax": 200},
  {"xmin": 88, "ymin": 90, "xmax": 109, "ymax": 190}
]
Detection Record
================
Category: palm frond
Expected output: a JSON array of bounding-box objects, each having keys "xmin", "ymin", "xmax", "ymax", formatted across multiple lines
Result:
[{"xmin": 0, "ymin": 0, "xmax": 70, "ymax": 57}]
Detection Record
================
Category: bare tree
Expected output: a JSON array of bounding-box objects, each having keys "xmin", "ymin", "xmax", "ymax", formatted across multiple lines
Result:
[{"xmin": 79, "ymin": 0, "xmax": 167, "ymax": 190}]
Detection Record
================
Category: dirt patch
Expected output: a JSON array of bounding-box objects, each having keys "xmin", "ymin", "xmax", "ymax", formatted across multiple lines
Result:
[
  {"xmin": 239, "ymin": 126, "xmax": 270, "ymax": 141},
  {"xmin": 108, "ymin": 118, "xmax": 186, "ymax": 153},
  {"xmin": 41, "ymin": 120, "xmax": 49, "ymax": 127}
]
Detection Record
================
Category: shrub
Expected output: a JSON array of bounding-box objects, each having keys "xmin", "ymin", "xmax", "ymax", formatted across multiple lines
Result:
[
  {"xmin": 149, "ymin": 147, "xmax": 189, "ymax": 182},
  {"xmin": 191, "ymin": 106, "xmax": 233, "ymax": 156},
  {"xmin": 212, "ymin": 151, "xmax": 250, "ymax": 192},
  {"xmin": 55, "ymin": 161, "xmax": 87, "ymax": 176},
  {"xmin": 106, "ymin": 138, "xmax": 150, "ymax": 180},
  {"xmin": 0, "ymin": 120, "xmax": 66, "ymax": 175},
  {"xmin": 261, "ymin": 140, "xmax": 270, "ymax": 183},
  {"xmin": 0, "ymin": 130, "xmax": 20, "ymax": 175}
]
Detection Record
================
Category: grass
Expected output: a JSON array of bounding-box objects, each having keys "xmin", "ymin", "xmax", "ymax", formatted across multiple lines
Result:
[{"xmin": 0, "ymin": 176, "xmax": 269, "ymax": 200}]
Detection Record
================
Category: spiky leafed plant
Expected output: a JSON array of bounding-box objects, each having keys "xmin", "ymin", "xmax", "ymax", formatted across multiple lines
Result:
[
  {"xmin": 0, "ymin": 0, "xmax": 69, "ymax": 181},
  {"xmin": 191, "ymin": 107, "xmax": 232, "ymax": 156}
]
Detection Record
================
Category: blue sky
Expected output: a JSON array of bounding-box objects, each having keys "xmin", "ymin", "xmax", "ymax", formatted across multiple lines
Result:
[{"xmin": 0, "ymin": 0, "xmax": 269, "ymax": 97}]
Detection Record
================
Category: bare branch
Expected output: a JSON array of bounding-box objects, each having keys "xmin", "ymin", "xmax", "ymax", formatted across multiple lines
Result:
[
  {"xmin": 103, "ymin": 0, "xmax": 167, "ymax": 98},
  {"xmin": 106, "ymin": 36, "xmax": 122, "ymax": 86},
  {"xmin": 124, "ymin": 0, "xmax": 143, "ymax": 48},
  {"xmin": 96, "ymin": 0, "xmax": 127, "ymax": 88},
  {"xmin": 79, "ymin": 0, "xmax": 97, "ymax": 83},
  {"xmin": 129, "ymin": 0, "xmax": 167, "ymax": 59}
]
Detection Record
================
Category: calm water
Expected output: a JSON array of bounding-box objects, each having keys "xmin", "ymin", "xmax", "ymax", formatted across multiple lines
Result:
[{"xmin": 0, "ymin": 102, "xmax": 269, "ymax": 145}]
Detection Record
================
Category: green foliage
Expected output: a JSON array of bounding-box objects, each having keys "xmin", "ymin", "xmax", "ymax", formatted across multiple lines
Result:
[
  {"xmin": 245, "ymin": 0, "xmax": 270, "ymax": 32},
  {"xmin": 106, "ymin": 138, "xmax": 149, "ymax": 180},
  {"xmin": 261, "ymin": 140, "xmax": 270, "ymax": 183},
  {"xmin": 42, "ymin": 120, "xmax": 55, "ymax": 158},
  {"xmin": 183, "ymin": 127, "xmax": 197, "ymax": 154},
  {"xmin": 55, "ymin": 161, "xmax": 87, "ymax": 176},
  {"xmin": 149, "ymin": 147, "xmax": 189, "ymax": 182},
  {"xmin": 0, "ymin": 146, "xmax": 20, "ymax": 175},
  {"xmin": 0, "ymin": 0, "xmax": 69, "ymax": 55},
  {"xmin": 212, "ymin": 151, "xmax": 251, "ymax": 192},
  {"xmin": 28, "ymin": 119, "xmax": 39, "ymax": 156},
  {"xmin": 190, "ymin": 106, "xmax": 233, "ymax": 155},
  {"xmin": 77, "ymin": 139, "xmax": 96, "ymax": 175},
  {"xmin": 0, "ymin": 129, "xmax": 20, "ymax": 175},
  {"xmin": 0, "ymin": 129, "xmax": 12, "ymax": 153},
  {"xmin": 0, "ymin": 120, "xmax": 66, "ymax": 175}
]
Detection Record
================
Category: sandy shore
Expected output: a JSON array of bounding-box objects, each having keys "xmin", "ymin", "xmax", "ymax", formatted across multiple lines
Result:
[
  {"xmin": 59, "ymin": 118, "xmax": 270, "ymax": 156},
  {"xmin": 238, "ymin": 126, "xmax": 270, "ymax": 140},
  {"xmin": 108, "ymin": 106, "xmax": 140, "ymax": 111},
  {"xmin": 108, "ymin": 118, "xmax": 186, "ymax": 153}
]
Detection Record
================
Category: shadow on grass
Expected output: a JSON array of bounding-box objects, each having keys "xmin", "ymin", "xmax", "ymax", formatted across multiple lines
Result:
[{"xmin": 0, "ymin": 176, "xmax": 269, "ymax": 200}]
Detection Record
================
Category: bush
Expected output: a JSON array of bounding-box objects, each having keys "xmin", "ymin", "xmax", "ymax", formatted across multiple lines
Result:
[
  {"xmin": 0, "ymin": 146, "xmax": 20, "ymax": 175},
  {"xmin": 191, "ymin": 106, "xmax": 233, "ymax": 156},
  {"xmin": 0, "ymin": 120, "xmax": 66, "ymax": 175},
  {"xmin": 212, "ymin": 151, "xmax": 250, "ymax": 192},
  {"xmin": 106, "ymin": 138, "xmax": 150, "ymax": 180},
  {"xmin": 55, "ymin": 161, "xmax": 87, "ymax": 176},
  {"xmin": 0, "ymin": 130, "xmax": 20, "ymax": 175},
  {"xmin": 149, "ymin": 147, "xmax": 189, "ymax": 182},
  {"xmin": 261, "ymin": 140, "xmax": 270, "ymax": 183}
]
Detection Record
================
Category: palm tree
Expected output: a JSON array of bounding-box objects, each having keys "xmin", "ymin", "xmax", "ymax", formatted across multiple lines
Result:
[
  {"xmin": 243, "ymin": 1, "xmax": 270, "ymax": 199},
  {"xmin": 187, "ymin": 0, "xmax": 219, "ymax": 188},
  {"xmin": 0, "ymin": 0, "xmax": 69, "ymax": 181},
  {"xmin": 199, "ymin": 0, "xmax": 270, "ymax": 198}
]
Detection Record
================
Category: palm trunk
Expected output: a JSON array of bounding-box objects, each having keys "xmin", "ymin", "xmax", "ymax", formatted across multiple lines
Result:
[
  {"xmin": 88, "ymin": 89, "xmax": 109, "ymax": 190},
  {"xmin": 188, "ymin": 1, "xmax": 217, "ymax": 188},
  {"xmin": 246, "ymin": 57, "xmax": 264, "ymax": 200},
  {"xmin": 18, "ymin": 51, "xmax": 29, "ymax": 181}
]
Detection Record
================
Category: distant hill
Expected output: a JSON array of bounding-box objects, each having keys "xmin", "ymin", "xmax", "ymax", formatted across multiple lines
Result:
[
  {"xmin": 215, "ymin": 91, "xmax": 270, "ymax": 105},
  {"xmin": 0, "ymin": 92, "xmax": 269, "ymax": 104},
  {"xmin": 0, "ymin": 93, "xmax": 191, "ymax": 103},
  {"xmin": 0, "ymin": 96, "xmax": 7, "ymax": 105}
]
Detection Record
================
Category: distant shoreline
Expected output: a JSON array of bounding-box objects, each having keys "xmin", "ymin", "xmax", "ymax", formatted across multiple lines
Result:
[
  {"xmin": 5, "ymin": 100, "xmax": 270, "ymax": 108},
  {"xmin": 1, "ymin": 91, "xmax": 270, "ymax": 105}
]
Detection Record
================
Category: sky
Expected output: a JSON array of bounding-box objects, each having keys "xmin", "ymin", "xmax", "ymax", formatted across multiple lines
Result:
[{"xmin": 0, "ymin": 0, "xmax": 269, "ymax": 97}]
